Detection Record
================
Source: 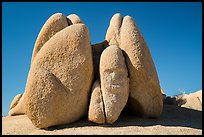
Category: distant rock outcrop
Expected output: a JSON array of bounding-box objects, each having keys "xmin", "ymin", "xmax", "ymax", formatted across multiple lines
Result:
[
  {"xmin": 164, "ymin": 90, "xmax": 202, "ymax": 111},
  {"xmin": 179, "ymin": 90, "xmax": 202, "ymax": 111}
]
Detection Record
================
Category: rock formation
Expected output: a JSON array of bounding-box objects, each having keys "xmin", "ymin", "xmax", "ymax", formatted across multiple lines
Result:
[
  {"xmin": 8, "ymin": 12, "xmax": 164, "ymax": 128},
  {"xmin": 106, "ymin": 13, "xmax": 163, "ymax": 117},
  {"xmin": 180, "ymin": 90, "xmax": 202, "ymax": 111},
  {"xmin": 31, "ymin": 13, "xmax": 68, "ymax": 64},
  {"xmin": 88, "ymin": 79, "xmax": 105, "ymax": 124},
  {"xmin": 9, "ymin": 93, "xmax": 26, "ymax": 116},
  {"xmin": 10, "ymin": 94, "xmax": 22, "ymax": 110},
  {"xmin": 164, "ymin": 90, "xmax": 202, "ymax": 111},
  {"xmin": 89, "ymin": 45, "xmax": 129, "ymax": 124},
  {"xmin": 22, "ymin": 13, "xmax": 94, "ymax": 128},
  {"xmin": 100, "ymin": 45, "xmax": 129, "ymax": 123}
]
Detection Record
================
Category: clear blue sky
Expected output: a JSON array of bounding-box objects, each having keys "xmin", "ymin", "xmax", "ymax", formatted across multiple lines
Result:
[{"xmin": 2, "ymin": 2, "xmax": 202, "ymax": 116}]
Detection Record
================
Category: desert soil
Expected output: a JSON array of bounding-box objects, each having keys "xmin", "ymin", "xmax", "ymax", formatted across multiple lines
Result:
[{"xmin": 2, "ymin": 104, "xmax": 202, "ymax": 135}]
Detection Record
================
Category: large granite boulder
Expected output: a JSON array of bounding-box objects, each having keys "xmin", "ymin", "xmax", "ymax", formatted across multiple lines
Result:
[
  {"xmin": 8, "ymin": 13, "xmax": 68, "ymax": 117},
  {"xmin": 88, "ymin": 45, "xmax": 129, "ymax": 124},
  {"xmin": 31, "ymin": 13, "xmax": 68, "ymax": 64},
  {"xmin": 88, "ymin": 79, "xmax": 105, "ymax": 124},
  {"xmin": 31, "ymin": 13, "xmax": 84, "ymax": 64},
  {"xmin": 22, "ymin": 13, "xmax": 94, "ymax": 128},
  {"xmin": 106, "ymin": 13, "xmax": 163, "ymax": 118},
  {"xmin": 100, "ymin": 45, "xmax": 129, "ymax": 123}
]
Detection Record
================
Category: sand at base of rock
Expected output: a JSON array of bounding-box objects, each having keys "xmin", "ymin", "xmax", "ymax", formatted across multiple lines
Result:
[{"xmin": 2, "ymin": 105, "xmax": 202, "ymax": 135}]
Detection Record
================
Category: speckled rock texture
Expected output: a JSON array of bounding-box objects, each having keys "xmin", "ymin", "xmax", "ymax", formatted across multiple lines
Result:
[
  {"xmin": 9, "ymin": 94, "xmax": 26, "ymax": 116},
  {"xmin": 88, "ymin": 45, "xmax": 129, "ymax": 124},
  {"xmin": 100, "ymin": 45, "xmax": 129, "ymax": 124},
  {"xmin": 88, "ymin": 79, "xmax": 105, "ymax": 124},
  {"xmin": 9, "ymin": 12, "xmax": 163, "ymax": 128},
  {"xmin": 106, "ymin": 13, "xmax": 163, "ymax": 118},
  {"xmin": 31, "ymin": 13, "xmax": 69, "ymax": 64},
  {"xmin": 10, "ymin": 94, "xmax": 22, "ymax": 110},
  {"xmin": 9, "ymin": 13, "xmax": 69, "ymax": 117},
  {"xmin": 23, "ymin": 13, "xmax": 94, "ymax": 128},
  {"xmin": 31, "ymin": 13, "xmax": 84, "ymax": 64}
]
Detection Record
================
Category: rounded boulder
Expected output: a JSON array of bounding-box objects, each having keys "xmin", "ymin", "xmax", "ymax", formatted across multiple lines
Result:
[{"xmin": 24, "ymin": 23, "xmax": 94, "ymax": 128}]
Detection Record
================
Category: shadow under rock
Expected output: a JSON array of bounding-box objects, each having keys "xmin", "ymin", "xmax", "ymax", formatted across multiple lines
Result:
[
  {"xmin": 106, "ymin": 104, "xmax": 202, "ymax": 130},
  {"xmin": 44, "ymin": 116, "xmax": 99, "ymax": 131},
  {"xmin": 44, "ymin": 104, "xmax": 202, "ymax": 131}
]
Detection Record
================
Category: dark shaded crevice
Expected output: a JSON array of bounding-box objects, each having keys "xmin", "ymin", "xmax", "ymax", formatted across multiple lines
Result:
[
  {"xmin": 99, "ymin": 83, "xmax": 107, "ymax": 124},
  {"xmin": 66, "ymin": 17, "xmax": 73, "ymax": 26},
  {"xmin": 91, "ymin": 40, "xmax": 109, "ymax": 81},
  {"xmin": 197, "ymin": 96, "xmax": 202, "ymax": 106},
  {"xmin": 127, "ymin": 96, "xmax": 145, "ymax": 118},
  {"xmin": 44, "ymin": 104, "xmax": 202, "ymax": 130},
  {"xmin": 118, "ymin": 15, "xmax": 123, "ymax": 45},
  {"xmin": 121, "ymin": 50, "xmax": 130, "ymax": 80},
  {"xmin": 91, "ymin": 40, "xmax": 108, "ymax": 56}
]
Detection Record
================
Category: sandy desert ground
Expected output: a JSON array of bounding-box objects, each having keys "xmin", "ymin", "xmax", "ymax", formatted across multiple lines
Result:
[{"xmin": 2, "ymin": 104, "xmax": 202, "ymax": 135}]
